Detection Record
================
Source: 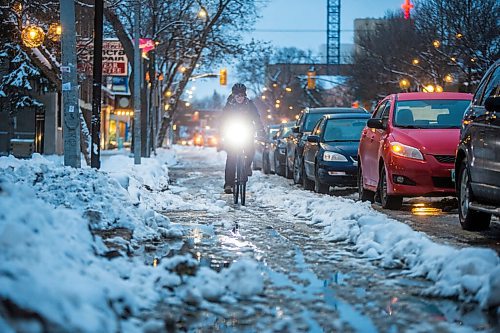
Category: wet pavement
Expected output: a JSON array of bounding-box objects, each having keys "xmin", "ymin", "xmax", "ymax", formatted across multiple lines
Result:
[{"xmin": 144, "ymin": 148, "xmax": 499, "ymax": 332}]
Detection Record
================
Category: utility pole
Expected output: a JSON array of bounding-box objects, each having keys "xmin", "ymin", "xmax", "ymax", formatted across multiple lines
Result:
[
  {"xmin": 91, "ymin": 0, "xmax": 104, "ymax": 169},
  {"xmin": 133, "ymin": 0, "xmax": 141, "ymax": 164},
  {"xmin": 60, "ymin": 0, "xmax": 81, "ymax": 168}
]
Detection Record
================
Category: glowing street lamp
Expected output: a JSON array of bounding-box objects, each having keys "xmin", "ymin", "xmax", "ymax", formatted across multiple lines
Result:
[
  {"xmin": 423, "ymin": 84, "xmax": 435, "ymax": 93},
  {"xmin": 444, "ymin": 74, "xmax": 454, "ymax": 83},
  {"xmin": 412, "ymin": 58, "xmax": 419, "ymax": 65},
  {"xmin": 399, "ymin": 78, "xmax": 410, "ymax": 90},
  {"xmin": 21, "ymin": 25, "xmax": 45, "ymax": 48},
  {"xmin": 432, "ymin": 40, "xmax": 441, "ymax": 48},
  {"xmin": 435, "ymin": 85, "xmax": 443, "ymax": 93},
  {"xmin": 47, "ymin": 23, "xmax": 62, "ymax": 42},
  {"xmin": 198, "ymin": 8, "xmax": 208, "ymax": 19}
]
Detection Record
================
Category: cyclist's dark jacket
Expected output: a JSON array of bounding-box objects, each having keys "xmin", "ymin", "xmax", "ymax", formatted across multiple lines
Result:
[{"xmin": 220, "ymin": 94, "xmax": 264, "ymax": 136}]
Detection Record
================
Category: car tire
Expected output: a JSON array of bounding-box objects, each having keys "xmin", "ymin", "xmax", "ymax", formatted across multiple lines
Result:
[
  {"xmin": 293, "ymin": 154, "xmax": 302, "ymax": 184},
  {"xmin": 302, "ymin": 160, "xmax": 314, "ymax": 190},
  {"xmin": 457, "ymin": 159, "xmax": 491, "ymax": 231},
  {"xmin": 379, "ymin": 165, "xmax": 402, "ymax": 210},
  {"xmin": 275, "ymin": 153, "xmax": 285, "ymax": 176},
  {"xmin": 262, "ymin": 153, "xmax": 271, "ymax": 175},
  {"xmin": 358, "ymin": 164, "xmax": 375, "ymax": 203},
  {"xmin": 314, "ymin": 164, "xmax": 329, "ymax": 194}
]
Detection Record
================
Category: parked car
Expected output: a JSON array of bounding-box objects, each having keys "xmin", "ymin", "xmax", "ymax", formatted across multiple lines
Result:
[
  {"xmin": 357, "ymin": 92, "xmax": 473, "ymax": 210},
  {"xmin": 269, "ymin": 121, "xmax": 294, "ymax": 176},
  {"xmin": 286, "ymin": 107, "xmax": 368, "ymax": 183},
  {"xmin": 302, "ymin": 113, "xmax": 370, "ymax": 193},
  {"xmin": 455, "ymin": 60, "xmax": 500, "ymax": 230},
  {"xmin": 203, "ymin": 129, "xmax": 219, "ymax": 147},
  {"xmin": 253, "ymin": 124, "xmax": 281, "ymax": 174}
]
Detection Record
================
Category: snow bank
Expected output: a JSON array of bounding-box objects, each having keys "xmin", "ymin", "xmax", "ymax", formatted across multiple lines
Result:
[
  {"xmin": 0, "ymin": 151, "xmax": 264, "ymax": 332},
  {"xmin": 250, "ymin": 179, "xmax": 500, "ymax": 308}
]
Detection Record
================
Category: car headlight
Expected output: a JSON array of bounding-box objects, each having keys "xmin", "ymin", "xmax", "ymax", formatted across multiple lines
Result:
[
  {"xmin": 390, "ymin": 142, "xmax": 423, "ymax": 160},
  {"xmin": 323, "ymin": 151, "xmax": 348, "ymax": 162}
]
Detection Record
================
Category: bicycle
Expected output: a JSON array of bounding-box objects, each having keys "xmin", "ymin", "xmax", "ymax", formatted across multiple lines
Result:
[{"xmin": 233, "ymin": 148, "xmax": 249, "ymax": 205}]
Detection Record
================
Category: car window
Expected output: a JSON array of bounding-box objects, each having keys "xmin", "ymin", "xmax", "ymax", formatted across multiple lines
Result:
[
  {"xmin": 372, "ymin": 101, "xmax": 387, "ymax": 118},
  {"xmin": 323, "ymin": 118, "xmax": 369, "ymax": 142},
  {"xmin": 280, "ymin": 126, "xmax": 292, "ymax": 138},
  {"xmin": 473, "ymin": 65, "xmax": 497, "ymax": 106},
  {"xmin": 381, "ymin": 102, "xmax": 391, "ymax": 119},
  {"xmin": 481, "ymin": 66, "xmax": 500, "ymax": 103},
  {"xmin": 304, "ymin": 113, "xmax": 329, "ymax": 131},
  {"xmin": 312, "ymin": 118, "xmax": 324, "ymax": 135},
  {"xmin": 394, "ymin": 99, "xmax": 471, "ymax": 128}
]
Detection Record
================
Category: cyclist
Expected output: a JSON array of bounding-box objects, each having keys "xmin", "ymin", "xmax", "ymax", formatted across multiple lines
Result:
[{"xmin": 220, "ymin": 83, "xmax": 265, "ymax": 194}]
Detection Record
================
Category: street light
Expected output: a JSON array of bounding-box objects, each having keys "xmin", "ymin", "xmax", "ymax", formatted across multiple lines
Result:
[
  {"xmin": 21, "ymin": 25, "xmax": 45, "ymax": 47},
  {"xmin": 47, "ymin": 23, "xmax": 62, "ymax": 42},
  {"xmin": 432, "ymin": 40, "xmax": 441, "ymax": 48},
  {"xmin": 412, "ymin": 58, "xmax": 419, "ymax": 65},
  {"xmin": 444, "ymin": 74, "xmax": 454, "ymax": 83},
  {"xmin": 423, "ymin": 84, "xmax": 435, "ymax": 93},
  {"xmin": 399, "ymin": 78, "xmax": 410, "ymax": 90}
]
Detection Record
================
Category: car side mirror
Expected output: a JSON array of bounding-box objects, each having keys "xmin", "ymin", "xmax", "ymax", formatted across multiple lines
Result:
[
  {"xmin": 307, "ymin": 135, "xmax": 320, "ymax": 143},
  {"xmin": 367, "ymin": 118, "xmax": 385, "ymax": 130},
  {"xmin": 485, "ymin": 96, "xmax": 500, "ymax": 112},
  {"xmin": 292, "ymin": 126, "xmax": 300, "ymax": 133}
]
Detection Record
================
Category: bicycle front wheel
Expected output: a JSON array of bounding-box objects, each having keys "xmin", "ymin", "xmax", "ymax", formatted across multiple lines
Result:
[{"xmin": 240, "ymin": 182, "xmax": 246, "ymax": 206}]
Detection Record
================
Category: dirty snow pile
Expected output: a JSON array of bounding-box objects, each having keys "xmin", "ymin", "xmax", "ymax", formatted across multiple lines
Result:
[
  {"xmin": 0, "ymin": 150, "xmax": 263, "ymax": 333},
  {"xmin": 250, "ymin": 177, "xmax": 500, "ymax": 308}
]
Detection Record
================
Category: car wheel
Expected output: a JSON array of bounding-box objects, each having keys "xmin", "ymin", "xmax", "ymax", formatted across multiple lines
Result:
[
  {"xmin": 457, "ymin": 159, "xmax": 491, "ymax": 230},
  {"xmin": 358, "ymin": 164, "xmax": 374, "ymax": 203},
  {"xmin": 275, "ymin": 153, "xmax": 285, "ymax": 176},
  {"xmin": 379, "ymin": 165, "xmax": 403, "ymax": 210},
  {"xmin": 314, "ymin": 164, "xmax": 329, "ymax": 194},
  {"xmin": 293, "ymin": 154, "xmax": 302, "ymax": 184},
  {"xmin": 285, "ymin": 154, "xmax": 293, "ymax": 179},
  {"xmin": 263, "ymin": 153, "xmax": 271, "ymax": 175},
  {"xmin": 302, "ymin": 160, "xmax": 314, "ymax": 190}
]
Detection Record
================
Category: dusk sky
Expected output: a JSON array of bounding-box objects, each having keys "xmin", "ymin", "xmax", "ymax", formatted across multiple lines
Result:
[
  {"xmin": 252, "ymin": 0, "xmax": 405, "ymax": 50},
  {"xmin": 193, "ymin": 0, "xmax": 407, "ymax": 99}
]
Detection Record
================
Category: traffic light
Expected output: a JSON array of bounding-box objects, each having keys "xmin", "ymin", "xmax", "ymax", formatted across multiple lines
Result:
[
  {"xmin": 219, "ymin": 68, "xmax": 227, "ymax": 86},
  {"xmin": 307, "ymin": 70, "xmax": 316, "ymax": 90}
]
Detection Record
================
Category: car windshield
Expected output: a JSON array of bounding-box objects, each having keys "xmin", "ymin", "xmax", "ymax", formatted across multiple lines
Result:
[
  {"xmin": 268, "ymin": 127, "xmax": 280, "ymax": 139},
  {"xmin": 279, "ymin": 126, "xmax": 292, "ymax": 138},
  {"xmin": 304, "ymin": 113, "xmax": 329, "ymax": 131},
  {"xmin": 323, "ymin": 118, "xmax": 368, "ymax": 142},
  {"xmin": 394, "ymin": 99, "xmax": 470, "ymax": 129}
]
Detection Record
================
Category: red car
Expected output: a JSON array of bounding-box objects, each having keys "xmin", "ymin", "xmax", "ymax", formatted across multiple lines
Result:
[{"xmin": 358, "ymin": 92, "xmax": 472, "ymax": 209}]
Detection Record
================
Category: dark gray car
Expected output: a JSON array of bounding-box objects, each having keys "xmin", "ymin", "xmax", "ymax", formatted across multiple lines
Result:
[{"xmin": 455, "ymin": 59, "xmax": 500, "ymax": 230}]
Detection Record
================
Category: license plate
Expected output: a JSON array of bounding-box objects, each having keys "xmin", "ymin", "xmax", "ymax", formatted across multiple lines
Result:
[{"xmin": 451, "ymin": 169, "xmax": 455, "ymax": 182}]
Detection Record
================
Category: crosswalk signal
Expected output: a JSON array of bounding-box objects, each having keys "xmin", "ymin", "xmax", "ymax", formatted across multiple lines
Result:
[
  {"xmin": 219, "ymin": 68, "xmax": 227, "ymax": 86},
  {"xmin": 307, "ymin": 70, "xmax": 316, "ymax": 90}
]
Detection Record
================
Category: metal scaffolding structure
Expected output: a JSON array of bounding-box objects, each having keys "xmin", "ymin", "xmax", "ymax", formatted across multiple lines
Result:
[{"xmin": 326, "ymin": 0, "xmax": 341, "ymax": 66}]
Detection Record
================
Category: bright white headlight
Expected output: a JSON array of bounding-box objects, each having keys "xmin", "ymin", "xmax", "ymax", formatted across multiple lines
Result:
[
  {"xmin": 323, "ymin": 151, "xmax": 348, "ymax": 162},
  {"xmin": 223, "ymin": 120, "xmax": 253, "ymax": 148}
]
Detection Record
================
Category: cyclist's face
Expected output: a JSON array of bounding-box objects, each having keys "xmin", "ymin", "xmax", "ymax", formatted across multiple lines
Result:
[{"xmin": 235, "ymin": 94, "xmax": 245, "ymax": 103}]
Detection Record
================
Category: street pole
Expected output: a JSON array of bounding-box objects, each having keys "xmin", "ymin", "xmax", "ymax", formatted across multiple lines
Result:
[
  {"xmin": 60, "ymin": 0, "xmax": 81, "ymax": 168},
  {"xmin": 133, "ymin": 0, "xmax": 141, "ymax": 164},
  {"xmin": 91, "ymin": 0, "xmax": 104, "ymax": 169}
]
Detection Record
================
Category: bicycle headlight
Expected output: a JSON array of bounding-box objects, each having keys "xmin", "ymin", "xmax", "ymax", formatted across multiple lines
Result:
[{"xmin": 223, "ymin": 120, "xmax": 253, "ymax": 148}]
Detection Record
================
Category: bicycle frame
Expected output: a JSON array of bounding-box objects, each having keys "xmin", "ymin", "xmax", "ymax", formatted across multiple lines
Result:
[{"xmin": 233, "ymin": 148, "xmax": 248, "ymax": 205}]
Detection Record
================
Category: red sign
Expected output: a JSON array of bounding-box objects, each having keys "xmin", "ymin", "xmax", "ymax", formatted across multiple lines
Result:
[
  {"xmin": 77, "ymin": 39, "xmax": 129, "ymax": 76},
  {"xmin": 401, "ymin": 0, "xmax": 414, "ymax": 20},
  {"xmin": 139, "ymin": 38, "xmax": 155, "ymax": 53}
]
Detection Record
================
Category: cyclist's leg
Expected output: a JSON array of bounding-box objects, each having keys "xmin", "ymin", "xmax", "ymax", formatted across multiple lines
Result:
[{"xmin": 225, "ymin": 151, "xmax": 237, "ymax": 188}]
